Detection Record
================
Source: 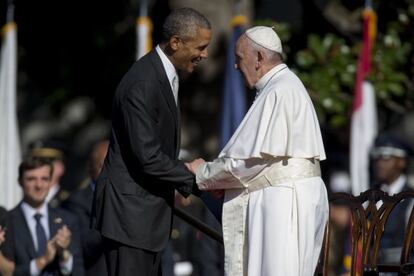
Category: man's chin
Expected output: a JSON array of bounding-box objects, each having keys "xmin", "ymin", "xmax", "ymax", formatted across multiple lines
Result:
[{"xmin": 187, "ymin": 64, "xmax": 195, "ymax": 73}]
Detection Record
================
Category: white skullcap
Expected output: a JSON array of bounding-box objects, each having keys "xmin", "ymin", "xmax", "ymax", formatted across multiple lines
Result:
[{"xmin": 245, "ymin": 26, "xmax": 283, "ymax": 54}]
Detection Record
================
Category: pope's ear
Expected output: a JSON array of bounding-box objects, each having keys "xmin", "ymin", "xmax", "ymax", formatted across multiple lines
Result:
[
  {"xmin": 257, "ymin": 51, "xmax": 265, "ymax": 62},
  {"xmin": 169, "ymin": 35, "xmax": 180, "ymax": 51},
  {"xmin": 256, "ymin": 51, "xmax": 264, "ymax": 69}
]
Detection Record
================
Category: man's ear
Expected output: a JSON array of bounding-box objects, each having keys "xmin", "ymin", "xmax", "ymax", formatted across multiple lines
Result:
[
  {"xmin": 256, "ymin": 51, "xmax": 264, "ymax": 69},
  {"xmin": 169, "ymin": 35, "xmax": 180, "ymax": 51},
  {"xmin": 397, "ymin": 158, "xmax": 407, "ymax": 172}
]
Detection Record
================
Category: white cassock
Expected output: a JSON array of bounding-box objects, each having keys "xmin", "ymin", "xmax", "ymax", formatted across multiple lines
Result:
[{"xmin": 196, "ymin": 64, "xmax": 329, "ymax": 276}]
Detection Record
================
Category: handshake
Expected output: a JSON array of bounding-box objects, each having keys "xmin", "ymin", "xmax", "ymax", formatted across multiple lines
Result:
[
  {"xmin": 184, "ymin": 158, "xmax": 224, "ymax": 199},
  {"xmin": 184, "ymin": 158, "xmax": 205, "ymax": 174}
]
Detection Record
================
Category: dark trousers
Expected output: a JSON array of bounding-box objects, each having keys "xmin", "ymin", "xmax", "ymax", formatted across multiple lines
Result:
[{"xmin": 103, "ymin": 237, "xmax": 162, "ymax": 276}]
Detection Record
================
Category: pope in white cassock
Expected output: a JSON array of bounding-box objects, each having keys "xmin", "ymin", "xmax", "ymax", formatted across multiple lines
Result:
[{"xmin": 187, "ymin": 26, "xmax": 329, "ymax": 276}]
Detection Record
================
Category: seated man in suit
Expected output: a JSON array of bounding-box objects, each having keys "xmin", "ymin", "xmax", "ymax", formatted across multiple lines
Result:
[{"xmin": 5, "ymin": 157, "xmax": 84, "ymax": 276}]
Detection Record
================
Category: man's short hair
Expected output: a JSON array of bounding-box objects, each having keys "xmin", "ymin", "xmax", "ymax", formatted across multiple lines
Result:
[
  {"xmin": 161, "ymin": 7, "xmax": 211, "ymax": 42},
  {"xmin": 18, "ymin": 157, "xmax": 54, "ymax": 181}
]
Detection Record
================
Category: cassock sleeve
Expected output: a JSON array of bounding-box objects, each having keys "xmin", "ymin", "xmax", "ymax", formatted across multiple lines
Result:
[{"xmin": 196, "ymin": 157, "xmax": 268, "ymax": 190}]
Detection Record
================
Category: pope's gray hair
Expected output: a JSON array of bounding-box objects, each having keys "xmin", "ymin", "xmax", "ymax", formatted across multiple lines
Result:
[
  {"xmin": 246, "ymin": 36, "xmax": 282, "ymax": 62},
  {"xmin": 162, "ymin": 8, "xmax": 211, "ymax": 42}
]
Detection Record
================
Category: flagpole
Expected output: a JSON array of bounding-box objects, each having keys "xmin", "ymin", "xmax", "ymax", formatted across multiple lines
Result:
[
  {"xmin": 135, "ymin": 0, "xmax": 152, "ymax": 60},
  {"xmin": 139, "ymin": 0, "xmax": 148, "ymax": 17},
  {"xmin": 7, "ymin": 0, "xmax": 14, "ymax": 23}
]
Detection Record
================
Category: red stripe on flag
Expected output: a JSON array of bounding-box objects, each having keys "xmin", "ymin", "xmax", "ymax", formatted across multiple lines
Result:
[{"xmin": 353, "ymin": 8, "xmax": 376, "ymax": 110}]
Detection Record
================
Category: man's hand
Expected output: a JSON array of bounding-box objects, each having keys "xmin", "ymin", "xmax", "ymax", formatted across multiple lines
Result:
[
  {"xmin": 0, "ymin": 251, "xmax": 15, "ymax": 276},
  {"xmin": 0, "ymin": 226, "xmax": 5, "ymax": 246},
  {"xmin": 53, "ymin": 225, "xmax": 73, "ymax": 262},
  {"xmin": 45, "ymin": 240, "xmax": 58, "ymax": 263},
  {"xmin": 185, "ymin": 158, "xmax": 205, "ymax": 174},
  {"xmin": 36, "ymin": 239, "xmax": 57, "ymax": 270},
  {"xmin": 54, "ymin": 225, "xmax": 71, "ymax": 251}
]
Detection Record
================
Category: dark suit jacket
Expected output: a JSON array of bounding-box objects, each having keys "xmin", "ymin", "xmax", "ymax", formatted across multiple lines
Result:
[
  {"xmin": 382, "ymin": 184, "xmax": 414, "ymax": 246},
  {"xmin": 0, "ymin": 206, "xmax": 14, "ymax": 259},
  {"xmin": 61, "ymin": 183, "xmax": 107, "ymax": 276},
  {"xmin": 8, "ymin": 203, "xmax": 84, "ymax": 276},
  {"xmin": 94, "ymin": 49, "xmax": 199, "ymax": 252},
  {"xmin": 379, "ymin": 183, "xmax": 414, "ymax": 263}
]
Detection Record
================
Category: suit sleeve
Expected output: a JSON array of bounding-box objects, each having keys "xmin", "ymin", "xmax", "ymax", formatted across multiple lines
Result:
[
  {"xmin": 118, "ymin": 81, "xmax": 198, "ymax": 196},
  {"xmin": 13, "ymin": 263, "xmax": 30, "ymax": 276},
  {"xmin": 0, "ymin": 208, "xmax": 14, "ymax": 261},
  {"xmin": 67, "ymin": 214, "xmax": 85, "ymax": 276}
]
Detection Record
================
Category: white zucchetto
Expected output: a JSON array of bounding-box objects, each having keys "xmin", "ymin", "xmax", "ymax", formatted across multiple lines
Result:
[{"xmin": 245, "ymin": 26, "xmax": 283, "ymax": 54}]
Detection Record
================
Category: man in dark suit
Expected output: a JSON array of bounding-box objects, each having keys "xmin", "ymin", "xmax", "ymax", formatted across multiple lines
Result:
[
  {"xmin": 94, "ymin": 7, "xmax": 212, "ymax": 276},
  {"xmin": 62, "ymin": 140, "xmax": 109, "ymax": 276},
  {"xmin": 5, "ymin": 157, "xmax": 84, "ymax": 276}
]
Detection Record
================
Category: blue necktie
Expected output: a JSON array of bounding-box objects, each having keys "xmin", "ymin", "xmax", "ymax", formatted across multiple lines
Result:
[{"xmin": 34, "ymin": 213, "xmax": 47, "ymax": 257}]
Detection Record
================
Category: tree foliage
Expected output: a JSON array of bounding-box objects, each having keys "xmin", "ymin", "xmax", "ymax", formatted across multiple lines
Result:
[{"xmin": 258, "ymin": 1, "xmax": 414, "ymax": 129}]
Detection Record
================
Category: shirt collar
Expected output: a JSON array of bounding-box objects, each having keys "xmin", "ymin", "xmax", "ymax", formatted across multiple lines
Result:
[
  {"xmin": 255, "ymin": 63, "xmax": 287, "ymax": 92},
  {"xmin": 380, "ymin": 174, "xmax": 407, "ymax": 195},
  {"xmin": 21, "ymin": 201, "xmax": 48, "ymax": 222},
  {"xmin": 156, "ymin": 45, "xmax": 179, "ymax": 88}
]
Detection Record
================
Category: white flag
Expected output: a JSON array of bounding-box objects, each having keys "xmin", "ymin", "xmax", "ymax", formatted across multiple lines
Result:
[
  {"xmin": 350, "ymin": 5, "xmax": 377, "ymax": 195},
  {"xmin": 350, "ymin": 81, "xmax": 377, "ymax": 195},
  {"xmin": 0, "ymin": 21, "xmax": 21, "ymax": 209}
]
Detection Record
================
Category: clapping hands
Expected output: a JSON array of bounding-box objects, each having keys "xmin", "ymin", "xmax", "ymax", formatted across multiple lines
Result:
[{"xmin": 39, "ymin": 225, "xmax": 72, "ymax": 268}]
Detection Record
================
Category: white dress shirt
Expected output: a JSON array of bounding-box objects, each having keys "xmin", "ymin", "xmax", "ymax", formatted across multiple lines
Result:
[
  {"xmin": 380, "ymin": 175, "xmax": 407, "ymax": 195},
  {"xmin": 155, "ymin": 45, "xmax": 179, "ymax": 104},
  {"xmin": 20, "ymin": 202, "xmax": 73, "ymax": 276}
]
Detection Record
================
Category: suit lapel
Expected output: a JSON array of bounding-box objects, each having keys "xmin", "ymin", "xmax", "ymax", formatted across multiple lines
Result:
[
  {"xmin": 149, "ymin": 50, "xmax": 181, "ymax": 156},
  {"xmin": 14, "ymin": 204, "xmax": 37, "ymax": 259},
  {"xmin": 48, "ymin": 207, "xmax": 61, "ymax": 238},
  {"xmin": 149, "ymin": 50, "xmax": 178, "ymax": 125},
  {"xmin": 176, "ymin": 100, "xmax": 181, "ymax": 158}
]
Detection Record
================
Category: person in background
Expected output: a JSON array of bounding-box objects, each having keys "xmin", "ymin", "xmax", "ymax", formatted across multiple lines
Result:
[
  {"xmin": 187, "ymin": 26, "xmax": 328, "ymax": 275},
  {"xmin": 5, "ymin": 157, "xmax": 84, "ymax": 276},
  {"xmin": 371, "ymin": 135, "xmax": 414, "ymax": 265},
  {"xmin": 62, "ymin": 140, "xmax": 109, "ymax": 276},
  {"xmin": 94, "ymin": 7, "xmax": 212, "ymax": 276},
  {"xmin": 30, "ymin": 140, "xmax": 70, "ymax": 208},
  {"xmin": 0, "ymin": 206, "xmax": 15, "ymax": 276}
]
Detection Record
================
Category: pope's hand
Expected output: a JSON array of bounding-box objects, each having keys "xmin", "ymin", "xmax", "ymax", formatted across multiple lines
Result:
[{"xmin": 185, "ymin": 158, "xmax": 205, "ymax": 174}]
